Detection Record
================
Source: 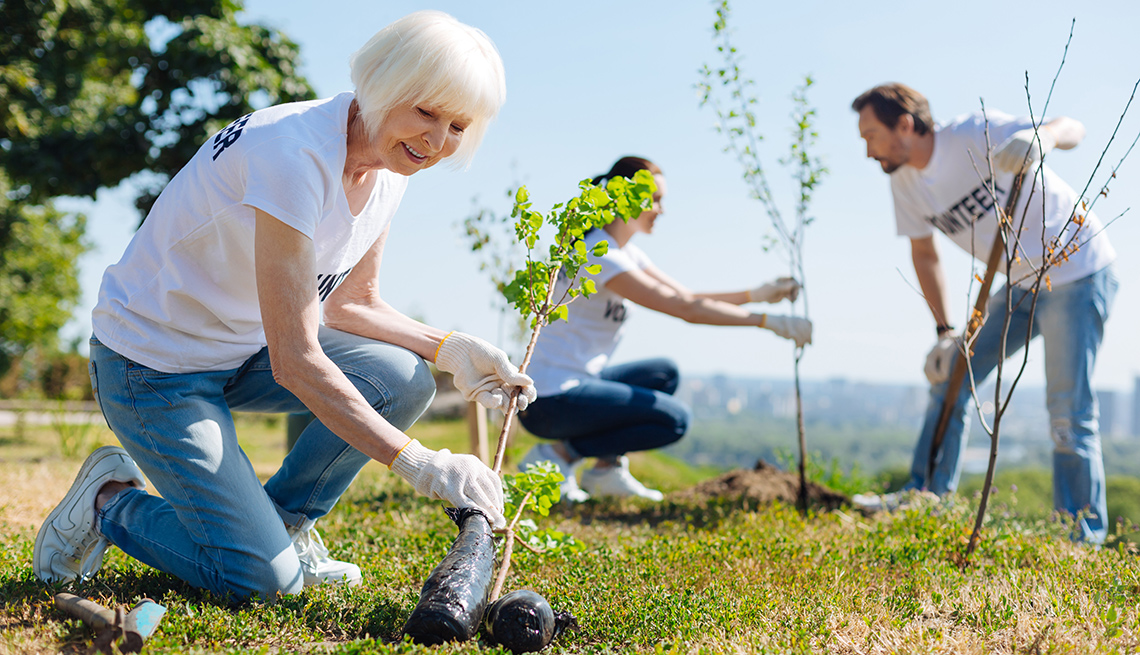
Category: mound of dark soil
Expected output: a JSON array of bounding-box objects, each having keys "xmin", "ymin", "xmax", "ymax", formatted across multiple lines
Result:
[{"xmin": 679, "ymin": 459, "xmax": 849, "ymax": 511}]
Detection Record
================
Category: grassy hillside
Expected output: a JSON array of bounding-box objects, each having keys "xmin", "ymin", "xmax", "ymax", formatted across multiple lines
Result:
[{"xmin": 1, "ymin": 416, "xmax": 1138, "ymax": 653}]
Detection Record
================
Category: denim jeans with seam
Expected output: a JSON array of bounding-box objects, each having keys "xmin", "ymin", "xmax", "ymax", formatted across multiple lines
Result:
[
  {"xmin": 518, "ymin": 357, "xmax": 690, "ymax": 460},
  {"xmin": 88, "ymin": 326, "xmax": 435, "ymax": 599},
  {"xmin": 905, "ymin": 264, "xmax": 1118, "ymax": 543}
]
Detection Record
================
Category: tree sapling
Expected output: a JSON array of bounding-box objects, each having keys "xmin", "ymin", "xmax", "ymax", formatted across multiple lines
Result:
[
  {"xmin": 698, "ymin": 0, "xmax": 826, "ymax": 510},
  {"xmin": 402, "ymin": 172, "xmax": 654, "ymax": 645},
  {"xmin": 489, "ymin": 171, "xmax": 656, "ymax": 600}
]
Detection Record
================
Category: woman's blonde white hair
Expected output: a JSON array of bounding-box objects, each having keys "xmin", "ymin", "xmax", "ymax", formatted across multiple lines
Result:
[{"xmin": 349, "ymin": 11, "xmax": 506, "ymax": 168}]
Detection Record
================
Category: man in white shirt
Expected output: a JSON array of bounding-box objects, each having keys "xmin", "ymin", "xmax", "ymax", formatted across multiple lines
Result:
[{"xmin": 851, "ymin": 83, "xmax": 1118, "ymax": 543}]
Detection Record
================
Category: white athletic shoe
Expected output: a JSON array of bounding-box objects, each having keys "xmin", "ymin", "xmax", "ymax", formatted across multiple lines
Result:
[
  {"xmin": 580, "ymin": 456, "xmax": 664, "ymax": 502},
  {"xmin": 34, "ymin": 446, "xmax": 146, "ymax": 584},
  {"xmin": 851, "ymin": 491, "xmax": 901, "ymax": 512},
  {"xmin": 516, "ymin": 443, "xmax": 589, "ymax": 503},
  {"xmin": 851, "ymin": 490, "xmax": 940, "ymax": 513},
  {"xmin": 290, "ymin": 525, "xmax": 362, "ymax": 587}
]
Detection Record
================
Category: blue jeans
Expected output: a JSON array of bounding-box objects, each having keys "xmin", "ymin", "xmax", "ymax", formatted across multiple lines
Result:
[
  {"xmin": 517, "ymin": 358, "xmax": 690, "ymax": 459},
  {"xmin": 906, "ymin": 265, "xmax": 1118, "ymax": 542},
  {"xmin": 88, "ymin": 326, "xmax": 435, "ymax": 599}
]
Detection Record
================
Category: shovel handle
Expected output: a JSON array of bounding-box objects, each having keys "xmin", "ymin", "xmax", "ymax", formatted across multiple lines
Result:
[
  {"xmin": 926, "ymin": 171, "xmax": 1028, "ymax": 484},
  {"xmin": 54, "ymin": 593, "xmax": 114, "ymax": 629}
]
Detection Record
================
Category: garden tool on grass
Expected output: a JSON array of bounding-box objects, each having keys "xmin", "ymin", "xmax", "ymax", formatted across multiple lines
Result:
[{"xmin": 55, "ymin": 592, "xmax": 166, "ymax": 654}]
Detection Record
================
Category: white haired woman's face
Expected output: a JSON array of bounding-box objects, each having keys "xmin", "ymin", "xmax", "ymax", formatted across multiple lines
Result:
[{"xmin": 367, "ymin": 102, "xmax": 472, "ymax": 176}]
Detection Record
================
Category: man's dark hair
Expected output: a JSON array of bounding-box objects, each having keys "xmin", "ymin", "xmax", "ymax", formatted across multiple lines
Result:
[{"xmin": 852, "ymin": 83, "xmax": 933, "ymax": 135}]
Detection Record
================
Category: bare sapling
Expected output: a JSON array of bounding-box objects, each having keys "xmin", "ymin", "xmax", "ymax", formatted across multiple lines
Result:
[
  {"xmin": 947, "ymin": 22, "xmax": 1140, "ymax": 558},
  {"xmin": 488, "ymin": 171, "xmax": 656, "ymax": 601},
  {"xmin": 697, "ymin": 0, "xmax": 826, "ymax": 510}
]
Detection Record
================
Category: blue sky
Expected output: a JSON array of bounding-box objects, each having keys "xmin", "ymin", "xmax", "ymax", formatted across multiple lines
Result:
[{"xmin": 66, "ymin": 0, "xmax": 1140, "ymax": 392}]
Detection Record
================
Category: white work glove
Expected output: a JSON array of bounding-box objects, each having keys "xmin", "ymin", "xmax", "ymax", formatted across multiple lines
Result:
[
  {"xmin": 763, "ymin": 315, "xmax": 813, "ymax": 348},
  {"xmin": 389, "ymin": 439, "xmax": 506, "ymax": 529},
  {"xmin": 923, "ymin": 333, "xmax": 961, "ymax": 385},
  {"xmin": 993, "ymin": 127, "xmax": 1056, "ymax": 174},
  {"xmin": 435, "ymin": 332, "xmax": 537, "ymax": 414},
  {"xmin": 747, "ymin": 277, "xmax": 800, "ymax": 304}
]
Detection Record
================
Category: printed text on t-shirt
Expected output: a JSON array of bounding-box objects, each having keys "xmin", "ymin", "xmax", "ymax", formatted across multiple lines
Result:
[
  {"xmin": 317, "ymin": 270, "xmax": 351, "ymax": 302},
  {"xmin": 604, "ymin": 299, "xmax": 628, "ymax": 323},
  {"xmin": 212, "ymin": 114, "xmax": 252, "ymax": 161},
  {"xmin": 925, "ymin": 179, "xmax": 1007, "ymax": 236}
]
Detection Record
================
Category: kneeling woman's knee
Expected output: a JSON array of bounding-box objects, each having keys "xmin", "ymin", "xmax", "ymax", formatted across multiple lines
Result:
[
  {"xmin": 672, "ymin": 403, "xmax": 692, "ymax": 438},
  {"xmin": 374, "ymin": 352, "xmax": 436, "ymax": 431},
  {"xmin": 649, "ymin": 358, "xmax": 682, "ymax": 394},
  {"xmin": 220, "ymin": 549, "xmax": 304, "ymax": 600},
  {"xmin": 655, "ymin": 397, "xmax": 690, "ymax": 447},
  {"xmin": 677, "ymin": 404, "xmax": 691, "ymax": 434}
]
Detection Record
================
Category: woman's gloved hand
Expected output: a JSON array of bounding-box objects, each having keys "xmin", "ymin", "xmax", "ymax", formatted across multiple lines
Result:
[
  {"xmin": 762, "ymin": 315, "xmax": 813, "ymax": 348},
  {"xmin": 747, "ymin": 277, "xmax": 801, "ymax": 304},
  {"xmin": 389, "ymin": 439, "xmax": 506, "ymax": 529},
  {"xmin": 435, "ymin": 332, "xmax": 537, "ymax": 413}
]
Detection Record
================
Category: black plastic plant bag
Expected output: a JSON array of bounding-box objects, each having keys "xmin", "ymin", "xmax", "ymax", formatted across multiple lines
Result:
[
  {"xmin": 402, "ymin": 507, "xmax": 495, "ymax": 644},
  {"xmin": 482, "ymin": 588, "xmax": 577, "ymax": 654}
]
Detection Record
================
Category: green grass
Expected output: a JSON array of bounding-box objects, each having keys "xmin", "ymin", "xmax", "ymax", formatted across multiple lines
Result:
[{"xmin": 2, "ymin": 417, "xmax": 1139, "ymax": 653}]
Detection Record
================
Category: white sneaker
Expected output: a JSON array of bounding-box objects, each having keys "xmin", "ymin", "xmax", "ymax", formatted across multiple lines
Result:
[
  {"xmin": 580, "ymin": 456, "xmax": 664, "ymax": 502},
  {"xmin": 851, "ymin": 490, "xmax": 940, "ymax": 513},
  {"xmin": 851, "ymin": 491, "xmax": 901, "ymax": 512},
  {"xmin": 516, "ymin": 443, "xmax": 589, "ymax": 503},
  {"xmin": 290, "ymin": 525, "xmax": 362, "ymax": 587},
  {"xmin": 34, "ymin": 446, "xmax": 147, "ymax": 584}
]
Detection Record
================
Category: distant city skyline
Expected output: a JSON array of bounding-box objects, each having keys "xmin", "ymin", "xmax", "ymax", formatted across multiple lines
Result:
[{"xmin": 676, "ymin": 373, "xmax": 1140, "ymax": 441}]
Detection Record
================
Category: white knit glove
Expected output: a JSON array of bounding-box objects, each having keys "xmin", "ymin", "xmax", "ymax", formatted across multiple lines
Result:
[
  {"xmin": 747, "ymin": 277, "xmax": 800, "ymax": 303},
  {"xmin": 763, "ymin": 315, "xmax": 813, "ymax": 348},
  {"xmin": 993, "ymin": 127, "xmax": 1055, "ymax": 174},
  {"xmin": 434, "ymin": 332, "xmax": 537, "ymax": 413},
  {"xmin": 389, "ymin": 439, "xmax": 506, "ymax": 529},
  {"xmin": 923, "ymin": 333, "xmax": 961, "ymax": 385}
]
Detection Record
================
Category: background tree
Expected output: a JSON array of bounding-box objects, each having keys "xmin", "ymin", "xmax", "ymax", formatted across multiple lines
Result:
[
  {"xmin": 0, "ymin": 172, "xmax": 86, "ymax": 386},
  {"xmin": 0, "ymin": 0, "xmax": 314, "ymax": 383}
]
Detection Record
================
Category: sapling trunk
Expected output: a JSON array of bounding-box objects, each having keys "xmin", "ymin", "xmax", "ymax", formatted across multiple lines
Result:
[
  {"xmin": 966, "ymin": 397, "xmax": 1003, "ymax": 557},
  {"xmin": 491, "ymin": 305, "xmax": 546, "ymax": 475},
  {"xmin": 793, "ymin": 352, "xmax": 807, "ymax": 512},
  {"xmin": 489, "ymin": 490, "xmax": 532, "ymax": 602}
]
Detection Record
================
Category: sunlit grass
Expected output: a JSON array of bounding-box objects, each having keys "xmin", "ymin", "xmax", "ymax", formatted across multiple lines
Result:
[{"xmin": 1, "ymin": 416, "xmax": 1138, "ymax": 654}]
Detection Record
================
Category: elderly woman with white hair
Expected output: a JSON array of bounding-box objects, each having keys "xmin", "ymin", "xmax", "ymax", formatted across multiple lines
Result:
[{"xmin": 33, "ymin": 11, "xmax": 533, "ymax": 600}]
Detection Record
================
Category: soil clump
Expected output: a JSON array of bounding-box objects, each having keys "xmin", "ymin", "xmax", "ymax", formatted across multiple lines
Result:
[{"xmin": 679, "ymin": 459, "xmax": 850, "ymax": 511}]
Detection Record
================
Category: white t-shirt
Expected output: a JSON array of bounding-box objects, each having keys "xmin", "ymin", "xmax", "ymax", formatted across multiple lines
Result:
[
  {"xmin": 93, "ymin": 93, "xmax": 408, "ymax": 373},
  {"xmin": 528, "ymin": 229, "xmax": 652, "ymax": 397},
  {"xmin": 891, "ymin": 110, "xmax": 1115, "ymax": 287}
]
